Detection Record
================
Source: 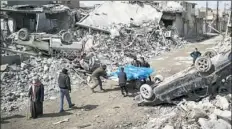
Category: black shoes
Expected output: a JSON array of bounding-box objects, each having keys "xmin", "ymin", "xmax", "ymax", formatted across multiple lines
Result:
[{"xmin": 69, "ymin": 104, "xmax": 75, "ymax": 108}]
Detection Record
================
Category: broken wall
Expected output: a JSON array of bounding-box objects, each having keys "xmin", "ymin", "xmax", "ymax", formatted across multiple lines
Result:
[
  {"xmin": 196, "ymin": 18, "xmax": 204, "ymax": 36},
  {"xmin": 172, "ymin": 14, "xmax": 184, "ymax": 36},
  {"xmin": 161, "ymin": 12, "xmax": 184, "ymax": 37},
  {"xmin": 7, "ymin": 12, "xmax": 36, "ymax": 32},
  {"xmin": 37, "ymin": 12, "xmax": 71, "ymax": 33}
]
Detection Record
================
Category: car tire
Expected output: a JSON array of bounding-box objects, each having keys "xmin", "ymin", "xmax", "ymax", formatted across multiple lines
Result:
[
  {"xmin": 204, "ymin": 49, "xmax": 217, "ymax": 58},
  {"xmin": 59, "ymin": 30, "xmax": 66, "ymax": 36},
  {"xmin": 61, "ymin": 32, "xmax": 72, "ymax": 43},
  {"xmin": 195, "ymin": 57, "xmax": 212, "ymax": 73},
  {"xmin": 18, "ymin": 28, "xmax": 29, "ymax": 41},
  {"xmin": 140, "ymin": 84, "xmax": 153, "ymax": 99}
]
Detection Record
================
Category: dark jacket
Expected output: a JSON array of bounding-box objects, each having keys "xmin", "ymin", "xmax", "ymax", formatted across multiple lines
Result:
[
  {"xmin": 190, "ymin": 51, "xmax": 201, "ymax": 59},
  {"xmin": 141, "ymin": 61, "xmax": 150, "ymax": 68},
  {"xmin": 131, "ymin": 60, "xmax": 141, "ymax": 67},
  {"xmin": 118, "ymin": 71, "xmax": 127, "ymax": 85},
  {"xmin": 58, "ymin": 72, "xmax": 71, "ymax": 91},
  {"xmin": 91, "ymin": 67, "xmax": 107, "ymax": 78}
]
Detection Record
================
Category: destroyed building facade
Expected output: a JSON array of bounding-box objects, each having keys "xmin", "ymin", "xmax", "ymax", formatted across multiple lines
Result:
[{"xmin": 1, "ymin": 4, "xmax": 74, "ymax": 34}]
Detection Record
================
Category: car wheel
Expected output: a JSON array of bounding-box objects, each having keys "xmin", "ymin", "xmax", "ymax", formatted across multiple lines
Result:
[
  {"xmin": 204, "ymin": 49, "xmax": 217, "ymax": 58},
  {"xmin": 61, "ymin": 32, "xmax": 72, "ymax": 43},
  {"xmin": 59, "ymin": 30, "xmax": 66, "ymax": 36},
  {"xmin": 140, "ymin": 84, "xmax": 153, "ymax": 99},
  {"xmin": 18, "ymin": 28, "xmax": 29, "ymax": 41},
  {"xmin": 195, "ymin": 57, "xmax": 212, "ymax": 72}
]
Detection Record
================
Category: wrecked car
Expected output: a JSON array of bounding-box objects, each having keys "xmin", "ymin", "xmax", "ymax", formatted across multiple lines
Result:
[
  {"xmin": 135, "ymin": 47, "xmax": 231, "ymax": 106},
  {"xmin": 1, "ymin": 4, "xmax": 82, "ymax": 57}
]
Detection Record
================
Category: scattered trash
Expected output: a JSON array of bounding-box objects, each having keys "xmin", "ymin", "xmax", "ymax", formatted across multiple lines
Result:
[{"xmin": 53, "ymin": 118, "xmax": 69, "ymax": 125}]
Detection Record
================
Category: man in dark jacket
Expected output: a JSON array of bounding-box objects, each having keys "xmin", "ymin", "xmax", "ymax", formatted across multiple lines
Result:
[
  {"xmin": 140, "ymin": 57, "xmax": 152, "ymax": 82},
  {"xmin": 190, "ymin": 48, "xmax": 202, "ymax": 66},
  {"xmin": 58, "ymin": 68, "xmax": 75, "ymax": 113},
  {"xmin": 131, "ymin": 56, "xmax": 141, "ymax": 67},
  {"xmin": 118, "ymin": 67, "xmax": 128, "ymax": 97},
  {"xmin": 89, "ymin": 65, "xmax": 108, "ymax": 93}
]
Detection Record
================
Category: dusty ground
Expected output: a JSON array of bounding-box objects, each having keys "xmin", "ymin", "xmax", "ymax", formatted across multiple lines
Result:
[{"xmin": 1, "ymin": 35, "xmax": 222, "ymax": 129}]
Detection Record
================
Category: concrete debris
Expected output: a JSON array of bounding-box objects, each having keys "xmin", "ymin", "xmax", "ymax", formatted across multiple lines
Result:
[
  {"xmin": 212, "ymin": 95, "xmax": 230, "ymax": 110},
  {"xmin": 133, "ymin": 94, "xmax": 232, "ymax": 129},
  {"xmin": 162, "ymin": 125, "xmax": 174, "ymax": 129},
  {"xmin": 1, "ymin": 56, "xmax": 84, "ymax": 113},
  {"xmin": 80, "ymin": 1, "xmax": 163, "ymax": 30},
  {"xmin": 198, "ymin": 118, "xmax": 231, "ymax": 129}
]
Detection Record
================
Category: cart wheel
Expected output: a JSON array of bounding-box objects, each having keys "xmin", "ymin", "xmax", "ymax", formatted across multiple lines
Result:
[
  {"xmin": 194, "ymin": 57, "xmax": 212, "ymax": 73},
  {"xmin": 135, "ymin": 80, "xmax": 142, "ymax": 89},
  {"xmin": 140, "ymin": 84, "xmax": 153, "ymax": 99},
  {"xmin": 204, "ymin": 49, "xmax": 217, "ymax": 58}
]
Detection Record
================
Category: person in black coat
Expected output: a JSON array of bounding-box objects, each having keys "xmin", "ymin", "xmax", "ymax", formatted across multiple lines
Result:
[
  {"xmin": 28, "ymin": 77, "xmax": 44, "ymax": 119},
  {"xmin": 190, "ymin": 48, "xmax": 201, "ymax": 66},
  {"xmin": 118, "ymin": 67, "xmax": 128, "ymax": 97}
]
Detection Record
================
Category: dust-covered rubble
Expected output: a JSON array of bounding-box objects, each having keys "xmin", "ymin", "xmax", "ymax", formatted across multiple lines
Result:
[
  {"xmin": 133, "ymin": 95, "xmax": 232, "ymax": 129},
  {"xmin": 1, "ymin": 56, "xmax": 84, "ymax": 113}
]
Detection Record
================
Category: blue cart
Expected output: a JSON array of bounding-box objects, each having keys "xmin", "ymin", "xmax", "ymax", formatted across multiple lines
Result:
[{"xmin": 109, "ymin": 65, "xmax": 154, "ymax": 89}]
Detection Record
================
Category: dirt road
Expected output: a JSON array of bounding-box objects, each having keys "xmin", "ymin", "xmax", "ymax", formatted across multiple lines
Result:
[{"xmin": 1, "ymin": 35, "xmax": 222, "ymax": 129}]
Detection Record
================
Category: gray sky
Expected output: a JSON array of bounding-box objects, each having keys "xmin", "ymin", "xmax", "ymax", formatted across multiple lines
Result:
[
  {"xmin": 80, "ymin": 1, "xmax": 231, "ymax": 9},
  {"xmin": 190, "ymin": 1, "xmax": 231, "ymax": 9}
]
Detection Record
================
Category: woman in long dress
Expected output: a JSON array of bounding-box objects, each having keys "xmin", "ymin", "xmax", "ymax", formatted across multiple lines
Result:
[{"xmin": 28, "ymin": 77, "xmax": 44, "ymax": 119}]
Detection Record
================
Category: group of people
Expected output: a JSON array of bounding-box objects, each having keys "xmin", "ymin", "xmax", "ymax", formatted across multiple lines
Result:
[
  {"xmin": 131, "ymin": 56, "xmax": 152, "ymax": 82},
  {"xmin": 28, "ymin": 68, "xmax": 75, "ymax": 119},
  {"xmin": 28, "ymin": 55, "xmax": 152, "ymax": 119}
]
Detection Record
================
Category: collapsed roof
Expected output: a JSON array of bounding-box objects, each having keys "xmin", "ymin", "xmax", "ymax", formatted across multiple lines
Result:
[
  {"xmin": 0, "ymin": 4, "xmax": 70, "ymax": 14},
  {"xmin": 80, "ymin": 1, "xmax": 163, "ymax": 29}
]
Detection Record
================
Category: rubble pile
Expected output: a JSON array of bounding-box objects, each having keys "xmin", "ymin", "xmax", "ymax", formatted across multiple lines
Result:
[
  {"xmin": 1, "ymin": 57, "xmax": 82, "ymax": 113},
  {"xmin": 133, "ymin": 95, "xmax": 232, "ymax": 129},
  {"xmin": 78, "ymin": 24, "xmax": 188, "ymax": 66}
]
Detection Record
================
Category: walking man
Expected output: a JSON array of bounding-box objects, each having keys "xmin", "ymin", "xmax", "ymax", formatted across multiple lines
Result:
[
  {"xmin": 118, "ymin": 67, "xmax": 128, "ymax": 97},
  {"xmin": 28, "ymin": 77, "xmax": 44, "ymax": 119},
  {"xmin": 190, "ymin": 48, "xmax": 202, "ymax": 66},
  {"xmin": 89, "ymin": 65, "xmax": 108, "ymax": 93},
  {"xmin": 140, "ymin": 57, "xmax": 152, "ymax": 82},
  {"xmin": 58, "ymin": 68, "xmax": 75, "ymax": 113}
]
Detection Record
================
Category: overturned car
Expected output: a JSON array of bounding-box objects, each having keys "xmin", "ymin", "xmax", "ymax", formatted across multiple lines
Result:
[{"xmin": 135, "ymin": 46, "xmax": 231, "ymax": 106}]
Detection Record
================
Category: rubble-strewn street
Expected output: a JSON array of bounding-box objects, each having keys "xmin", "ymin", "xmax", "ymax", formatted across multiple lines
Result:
[
  {"xmin": 1, "ymin": 1, "xmax": 231, "ymax": 129},
  {"xmin": 2, "ymin": 35, "xmax": 231, "ymax": 129}
]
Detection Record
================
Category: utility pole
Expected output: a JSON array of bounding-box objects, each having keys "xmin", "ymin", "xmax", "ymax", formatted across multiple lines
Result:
[
  {"xmin": 216, "ymin": 0, "xmax": 219, "ymax": 31},
  {"xmin": 205, "ymin": 0, "xmax": 208, "ymax": 33}
]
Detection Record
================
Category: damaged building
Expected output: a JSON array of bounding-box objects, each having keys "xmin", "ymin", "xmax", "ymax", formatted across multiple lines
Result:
[
  {"xmin": 1, "ymin": 4, "xmax": 75, "ymax": 34},
  {"xmin": 159, "ymin": 1, "xmax": 203, "ymax": 38}
]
